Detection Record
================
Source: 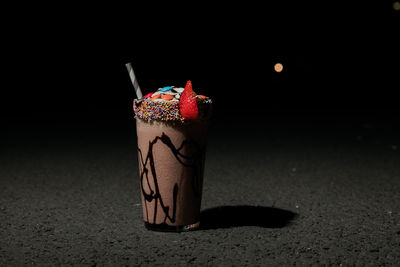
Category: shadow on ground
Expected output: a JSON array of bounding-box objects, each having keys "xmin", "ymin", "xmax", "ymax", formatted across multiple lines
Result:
[{"xmin": 200, "ymin": 205, "xmax": 298, "ymax": 230}]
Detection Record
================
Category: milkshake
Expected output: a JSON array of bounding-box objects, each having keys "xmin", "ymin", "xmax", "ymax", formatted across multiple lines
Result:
[{"xmin": 133, "ymin": 81, "xmax": 212, "ymax": 232}]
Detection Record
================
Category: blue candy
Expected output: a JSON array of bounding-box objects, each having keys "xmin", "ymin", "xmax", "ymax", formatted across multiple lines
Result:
[{"xmin": 161, "ymin": 86, "xmax": 173, "ymax": 92}]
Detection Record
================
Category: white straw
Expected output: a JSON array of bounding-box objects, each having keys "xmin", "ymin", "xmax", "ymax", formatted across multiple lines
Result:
[{"xmin": 125, "ymin": 63, "xmax": 143, "ymax": 99}]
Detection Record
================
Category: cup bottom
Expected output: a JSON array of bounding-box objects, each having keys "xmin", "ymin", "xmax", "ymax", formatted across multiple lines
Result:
[{"xmin": 144, "ymin": 221, "xmax": 200, "ymax": 232}]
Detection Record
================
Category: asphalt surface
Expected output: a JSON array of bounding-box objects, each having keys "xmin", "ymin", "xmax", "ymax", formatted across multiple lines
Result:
[{"xmin": 1, "ymin": 118, "xmax": 400, "ymax": 266}]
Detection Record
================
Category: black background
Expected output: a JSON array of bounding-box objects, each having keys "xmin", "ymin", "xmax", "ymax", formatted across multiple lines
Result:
[
  {"xmin": 1, "ymin": 2, "xmax": 399, "ymax": 129},
  {"xmin": 1, "ymin": 3, "xmax": 400, "ymax": 265}
]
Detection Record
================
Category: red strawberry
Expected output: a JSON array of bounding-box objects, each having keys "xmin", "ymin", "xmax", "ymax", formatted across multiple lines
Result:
[{"xmin": 179, "ymin": 80, "xmax": 199, "ymax": 120}]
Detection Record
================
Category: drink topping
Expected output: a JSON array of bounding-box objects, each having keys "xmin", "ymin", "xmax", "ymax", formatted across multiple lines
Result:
[{"xmin": 133, "ymin": 81, "xmax": 212, "ymax": 122}]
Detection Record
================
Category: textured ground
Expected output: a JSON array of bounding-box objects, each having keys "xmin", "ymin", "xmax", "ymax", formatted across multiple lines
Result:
[{"xmin": 1, "ymin": 119, "xmax": 400, "ymax": 266}]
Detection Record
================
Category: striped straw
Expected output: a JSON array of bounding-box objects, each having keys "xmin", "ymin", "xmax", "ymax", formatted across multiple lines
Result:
[{"xmin": 125, "ymin": 63, "xmax": 143, "ymax": 99}]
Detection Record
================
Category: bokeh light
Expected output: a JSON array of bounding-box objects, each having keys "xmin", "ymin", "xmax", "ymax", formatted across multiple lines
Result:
[{"xmin": 274, "ymin": 63, "xmax": 283, "ymax": 72}]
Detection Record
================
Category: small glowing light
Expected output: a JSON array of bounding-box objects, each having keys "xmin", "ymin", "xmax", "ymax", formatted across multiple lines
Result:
[
  {"xmin": 394, "ymin": 1, "xmax": 400, "ymax": 10},
  {"xmin": 274, "ymin": 63, "xmax": 283, "ymax": 72}
]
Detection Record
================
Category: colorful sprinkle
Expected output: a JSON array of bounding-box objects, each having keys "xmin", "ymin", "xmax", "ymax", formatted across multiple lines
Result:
[
  {"xmin": 150, "ymin": 94, "xmax": 161, "ymax": 100},
  {"xmin": 133, "ymin": 98, "xmax": 212, "ymax": 122},
  {"xmin": 144, "ymin": 92, "xmax": 153, "ymax": 98},
  {"xmin": 161, "ymin": 94, "xmax": 174, "ymax": 100},
  {"xmin": 133, "ymin": 83, "xmax": 212, "ymax": 122},
  {"xmin": 161, "ymin": 86, "xmax": 173, "ymax": 92}
]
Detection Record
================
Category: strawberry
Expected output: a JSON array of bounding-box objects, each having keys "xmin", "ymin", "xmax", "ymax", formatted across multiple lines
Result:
[{"xmin": 179, "ymin": 80, "xmax": 199, "ymax": 120}]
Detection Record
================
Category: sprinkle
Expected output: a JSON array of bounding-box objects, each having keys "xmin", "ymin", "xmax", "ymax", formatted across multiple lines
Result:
[
  {"xmin": 161, "ymin": 86, "xmax": 173, "ymax": 92},
  {"xmin": 143, "ymin": 92, "xmax": 153, "ymax": 99},
  {"xmin": 150, "ymin": 94, "xmax": 161, "ymax": 100},
  {"xmin": 133, "ymin": 84, "xmax": 212, "ymax": 122},
  {"xmin": 161, "ymin": 94, "xmax": 174, "ymax": 100}
]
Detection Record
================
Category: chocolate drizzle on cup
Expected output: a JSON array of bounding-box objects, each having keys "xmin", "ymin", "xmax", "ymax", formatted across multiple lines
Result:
[{"xmin": 137, "ymin": 132, "xmax": 204, "ymax": 225}]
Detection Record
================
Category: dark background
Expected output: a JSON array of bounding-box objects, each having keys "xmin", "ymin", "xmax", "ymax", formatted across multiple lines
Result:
[
  {"xmin": 1, "ymin": 2, "xmax": 400, "ymax": 265},
  {"xmin": 1, "ymin": 2, "xmax": 399, "ymax": 131}
]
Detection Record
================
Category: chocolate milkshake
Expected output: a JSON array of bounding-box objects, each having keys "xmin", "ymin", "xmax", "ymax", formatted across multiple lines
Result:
[{"xmin": 133, "ymin": 81, "xmax": 212, "ymax": 232}]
